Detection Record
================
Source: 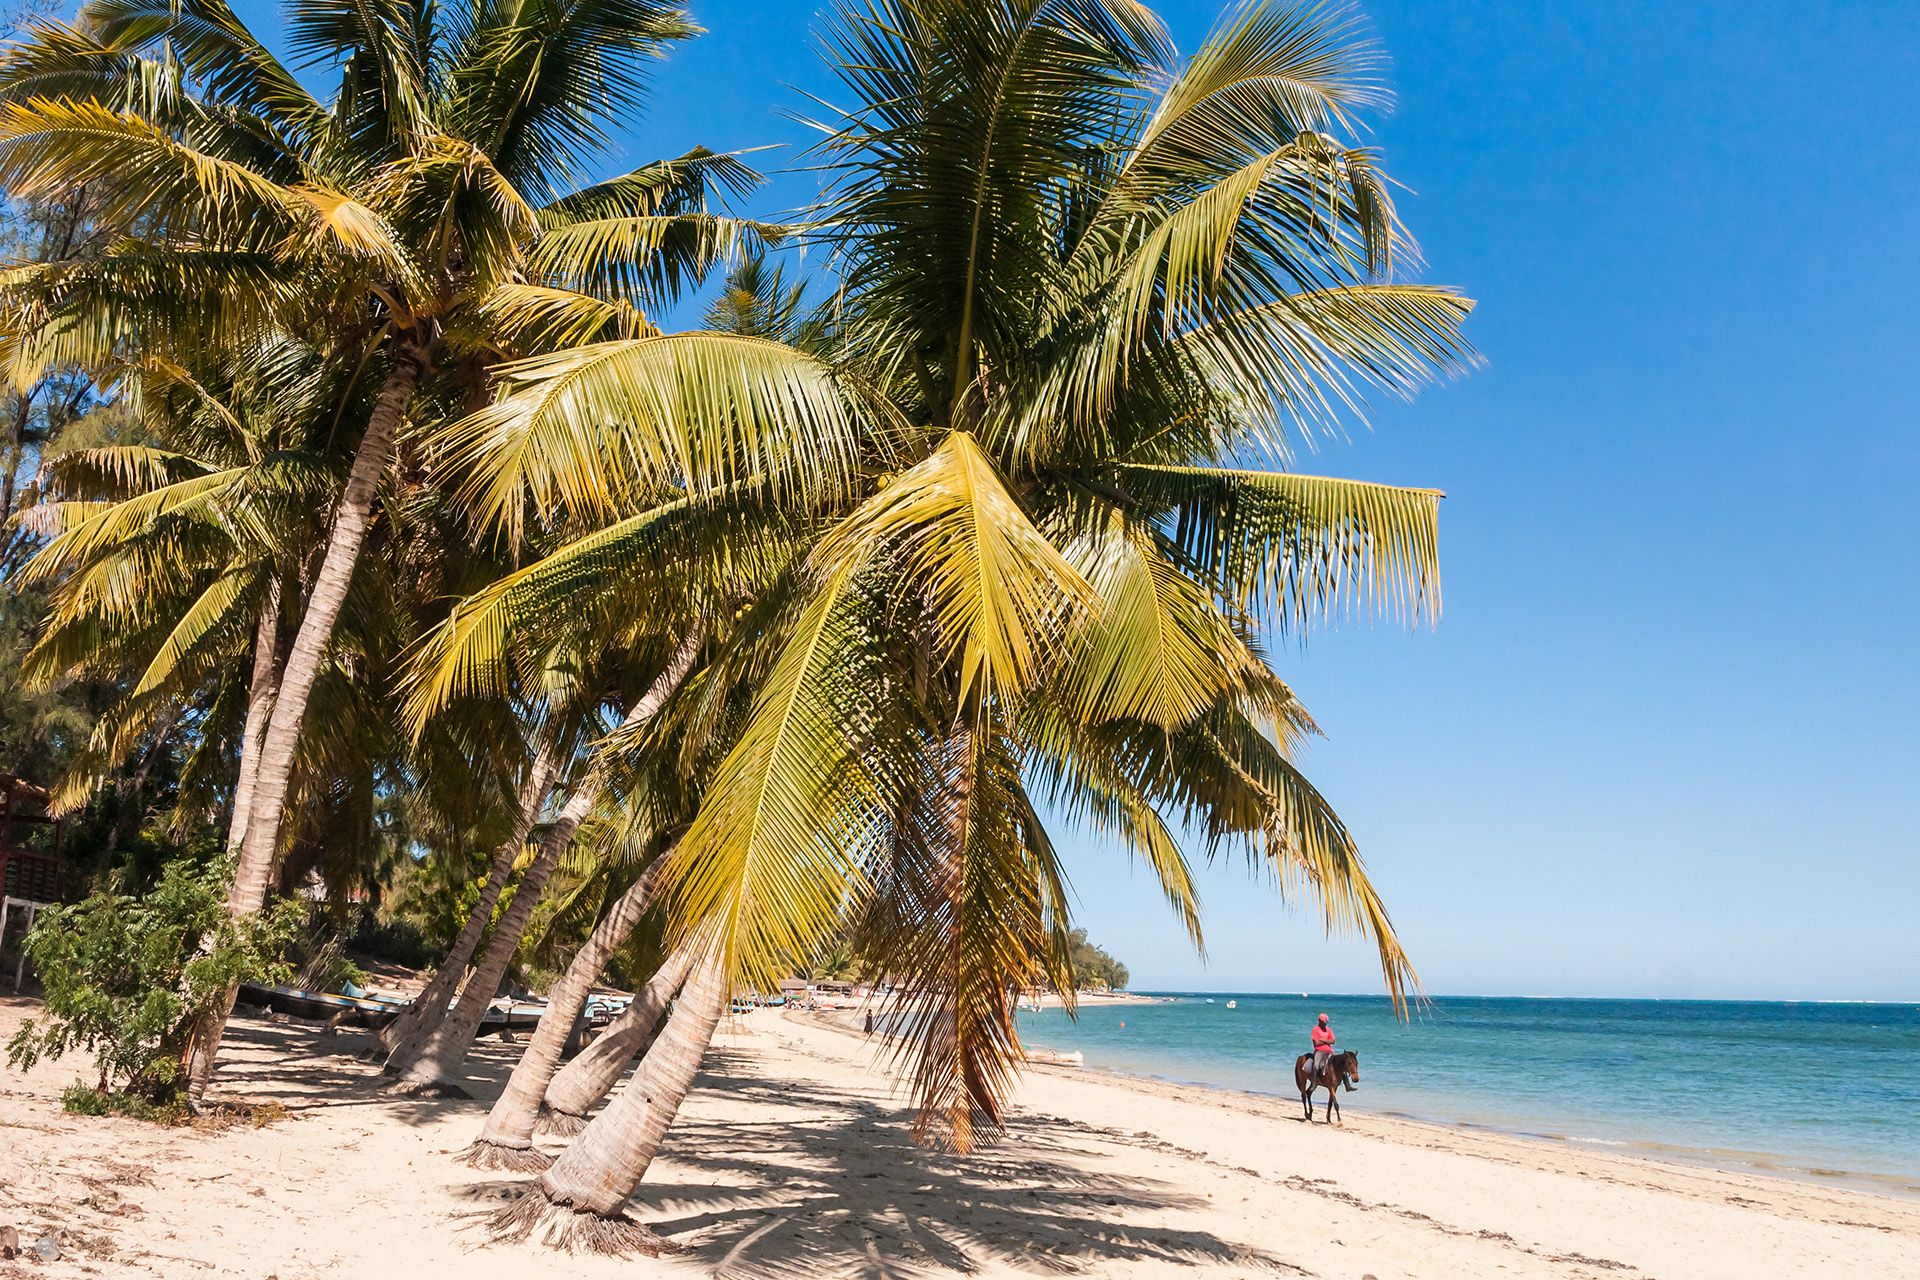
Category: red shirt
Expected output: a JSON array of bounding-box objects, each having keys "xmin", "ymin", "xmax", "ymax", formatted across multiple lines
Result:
[{"xmin": 1312, "ymin": 1024, "xmax": 1335, "ymax": 1051}]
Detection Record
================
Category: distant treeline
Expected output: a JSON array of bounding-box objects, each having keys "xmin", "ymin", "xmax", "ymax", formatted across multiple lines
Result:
[{"xmin": 1068, "ymin": 929, "xmax": 1129, "ymax": 992}]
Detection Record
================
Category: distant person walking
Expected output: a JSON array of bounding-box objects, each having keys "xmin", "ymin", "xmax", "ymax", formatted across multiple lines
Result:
[{"xmin": 1311, "ymin": 1013, "xmax": 1336, "ymax": 1077}]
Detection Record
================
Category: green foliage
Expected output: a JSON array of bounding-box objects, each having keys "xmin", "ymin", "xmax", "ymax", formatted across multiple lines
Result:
[
  {"xmin": 6, "ymin": 857, "xmax": 301, "ymax": 1100},
  {"xmin": 1066, "ymin": 928, "xmax": 1128, "ymax": 992},
  {"xmin": 60, "ymin": 1081, "xmax": 187, "ymax": 1123}
]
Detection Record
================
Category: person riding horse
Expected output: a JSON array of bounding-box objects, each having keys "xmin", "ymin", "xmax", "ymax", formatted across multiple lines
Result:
[
  {"xmin": 1311, "ymin": 1012, "xmax": 1335, "ymax": 1075},
  {"xmin": 1295, "ymin": 1013, "xmax": 1359, "ymax": 1123}
]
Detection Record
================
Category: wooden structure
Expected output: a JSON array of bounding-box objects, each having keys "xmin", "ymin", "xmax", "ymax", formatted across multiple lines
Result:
[
  {"xmin": 0, "ymin": 776, "xmax": 61, "ymax": 989},
  {"xmin": 0, "ymin": 774, "xmax": 62, "ymax": 903}
]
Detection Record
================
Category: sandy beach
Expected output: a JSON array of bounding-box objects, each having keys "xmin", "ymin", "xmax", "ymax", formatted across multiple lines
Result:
[{"xmin": 1, "ymin": 994, "xmax": 1914, "ymax": 1279}]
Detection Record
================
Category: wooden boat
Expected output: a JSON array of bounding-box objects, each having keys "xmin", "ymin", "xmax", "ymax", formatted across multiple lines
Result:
[
  {"xmin": 1028, "ymin": 1048, "xmax": 1084, "ymax": 1067},
  {"xmin": 480, "ymin": 998, "xmax": 547, "ymax": 1037},
  {"xmin": 237, "ymin": 982, "xmax": 407, "ymax": 1027},
  {"xmin": 239, "ymin": 983, "xmax": 544, "ymax": 1037}
]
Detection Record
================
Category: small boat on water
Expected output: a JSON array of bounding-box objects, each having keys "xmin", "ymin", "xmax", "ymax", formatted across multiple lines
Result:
[
  {"xmin": 1225, "ymin": 999, "xmax": 1238, "ymax": 1009},
  {"xmin": 1204, "ymin": 997, "xmax": 1215, "ymax": 1004}
]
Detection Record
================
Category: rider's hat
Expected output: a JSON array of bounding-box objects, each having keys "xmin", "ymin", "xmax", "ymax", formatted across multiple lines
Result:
[{"xmin": 1317, "ymin": 1012, "xmax": 1330, "ymax": 1021}]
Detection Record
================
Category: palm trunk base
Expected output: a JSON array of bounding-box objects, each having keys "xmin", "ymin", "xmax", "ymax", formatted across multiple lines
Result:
[
  {"xmin": 534, "ymin": 1104, "xmax": 589, "ymax": 1136},
  {"xmin": 461, "ymin": 1139, "xmax": 552, "ymax": 1172},
  {"xmin": 487, "ymin": 1187, "xmax": 682, "ymax": 1257}
]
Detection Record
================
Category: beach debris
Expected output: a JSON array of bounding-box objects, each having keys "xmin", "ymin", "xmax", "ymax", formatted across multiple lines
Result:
[
  {"xmin": 0, "ymin": 1224, "xmax": 17, "ymax": 1258},
  {"xmin": 34, "ymin": 1233, "xmax": 61, "ymax": 1262}
]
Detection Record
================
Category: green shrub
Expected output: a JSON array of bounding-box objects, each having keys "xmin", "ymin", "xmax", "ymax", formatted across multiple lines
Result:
[
  {"xmin": 60, "ymin": 1082, "xmax": 188, "ymax": 1124},
  {"xmin": 7, "ymin": 857, "xmax": 302, "ymax": 1102}
]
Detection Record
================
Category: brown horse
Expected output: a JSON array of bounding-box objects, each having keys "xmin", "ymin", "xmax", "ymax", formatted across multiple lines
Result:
[{"xmin": 1293, "ymin": 1049, "xmax": 1360, "ymax": 1124}]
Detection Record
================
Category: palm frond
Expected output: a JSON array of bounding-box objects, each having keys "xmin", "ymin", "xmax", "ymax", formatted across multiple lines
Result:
[
  {"xmin": 437, "ymin": 332, "xmax": 871, "ymax": 544},
  {"xmin": 1053, "ymin": 510, "xmax": 1250, "ymax": 728},
  {"xmin": 1118, "ymin": 463, "xmax": 1441, "ymax": 626},
  {"xmin": 816, "ymin": 431, "xmax": 1095, "ymax": 699},
  {"xmin": 658, "ymin": 565, "xmax": 879, "ymax": 988},
  {"xmin": 0, "ymin": 96, "xmax": 300, "ymax": 235}
]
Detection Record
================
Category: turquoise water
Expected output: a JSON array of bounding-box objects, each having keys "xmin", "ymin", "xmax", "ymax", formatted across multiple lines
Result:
[{"xmin": 1016, "ymin": 994, "xmax": 1920, "ymax": 1189}]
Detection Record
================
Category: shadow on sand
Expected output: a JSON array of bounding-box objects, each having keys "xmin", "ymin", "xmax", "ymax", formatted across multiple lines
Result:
[
  {"xmin": 218, "ymin": 1017, "xmax": 1296, "ymax": 1277},
  {"xmin": 215, "ymin": 1011, "xmax": 523, "ymax": 1128},
  {"xmin": 627, "ymin": 1055, "xmax": 1301, "ymax": 1279}
]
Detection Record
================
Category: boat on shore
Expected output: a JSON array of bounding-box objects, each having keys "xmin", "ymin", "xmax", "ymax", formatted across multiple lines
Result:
[
  {"xmin": 237, "ymin": 983, "xmax": 546, "ymax": 1036},
  {"xmin": 482, "ymin": 998, "xmax": 547, "ymax": 1036},
  {"xmin": 237, "ymin": 982, "xmax": 407, "ymax": 1027},
  {"xmin": 1028, "ymin": 1048, "xmax": 1084, "ymax": 1067}
]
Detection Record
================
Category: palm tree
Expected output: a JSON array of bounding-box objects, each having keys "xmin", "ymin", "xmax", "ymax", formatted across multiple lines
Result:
[
  {"xmin": 385, "ymin": 627, "xmax": 704, "ymax": 1092},
  {"xmin": 534, "ymin": 942, "xmax": 696, "ymax": 1135},
  {"xmin": 0, "ymin": 0, "xmax": 800, "ymax": 1099},
  {"xmin": 445, "ymin": 0, "xmax": 1474, "ymax": 1250}
]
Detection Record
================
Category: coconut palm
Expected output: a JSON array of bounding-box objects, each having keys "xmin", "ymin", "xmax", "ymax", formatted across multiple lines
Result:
[
  {"xmin": 385, "ymin": 627, "xmax": 706, "ymax": 1092},
  {"xmin": 0, "ymin": 0, "xmax": 822, "ymax": 1098},
  {"xmin": 533, "ymin": 942, "xmax": 695, "ymax": 1135},
  {"xmin": 429, "ymin": 0, "xmax": 1474, "ymax": 1250}
]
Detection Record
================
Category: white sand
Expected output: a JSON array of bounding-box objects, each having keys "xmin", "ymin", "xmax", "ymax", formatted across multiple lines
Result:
[{"xmin": 1, "ymin": 995, "xmax": 1914, "ymax": 1278}]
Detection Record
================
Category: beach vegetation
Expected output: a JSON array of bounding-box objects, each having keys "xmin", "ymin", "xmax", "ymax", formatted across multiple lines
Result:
[
  {"xmin": 474, "ymin": 0, "xmax": 1469, "ymax": 1247},
  {"xmin": 0, "ymin": 0, "xmax": 1472, "ymax": 1255},
  {"xmin": 6, "ymin": 857, "xmax": 301, "ymax": 1103}
]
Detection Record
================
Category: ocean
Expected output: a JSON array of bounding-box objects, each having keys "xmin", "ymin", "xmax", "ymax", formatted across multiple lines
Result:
[{"xmin": 1015, "ymin": 993, "xmax": 1920, "ymax": 1191}]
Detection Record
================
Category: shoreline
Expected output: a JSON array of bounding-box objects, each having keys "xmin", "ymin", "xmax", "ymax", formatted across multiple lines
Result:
[
  {"xmin": 821, "ymin": 1003, "xmax": 1920, "ymax": 1201},
  {"xmin": 805, "ymin": 1009, "xmax": 1920, "ymax": 1203},
  {"xmin": 5, "ymin": 995, "xmax": 1917, "ymax": 1278},
  {"xmin": 1041, "ymin": 1054, "xmax": 1920, "ymax": 1203}
]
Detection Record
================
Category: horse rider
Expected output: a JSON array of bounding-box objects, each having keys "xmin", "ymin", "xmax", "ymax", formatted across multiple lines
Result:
[{"xmin": 1311, "ymin": 1012, "xmax": 1336, "ymax": 1077}]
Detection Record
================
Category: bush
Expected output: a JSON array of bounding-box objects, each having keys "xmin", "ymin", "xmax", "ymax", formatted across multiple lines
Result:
[
  {"xmin": 60, "ymin": 1082, "xmax": 187, "ymax": 1124},
  {"xmin": 6, "ymin": 857, "xmax": 302, "ymax": 1102}
]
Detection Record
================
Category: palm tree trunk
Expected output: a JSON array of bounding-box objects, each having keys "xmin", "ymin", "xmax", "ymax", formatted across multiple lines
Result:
[
  {"xmin": 184, "ymin": 347, "xmax": 424, "ymax": 1105},
  {"xmin": 538, "ymin": 946, "xmax": 693, "ymax": 1136},
  {"xmin": 383, "ymin": 788, "xmax": 581, "ymax": 1093},
  {"xmin": 464, "ymin": 882, "xmax": 679, "ymax": 1169},
  {"xmin": 492, "ymin": 954, "xmax": 729, "ymax": 1255},
  {"xmin": 387, "ymin": 630, "xmax": 702, "ymax": 1092},
  {"xmin": 224, "ymin": 574, "xmax": 281, "ymax": 854},
  {"xmin": 375, "ymin": 738, "xmax": 558, "ymax": 1059}
]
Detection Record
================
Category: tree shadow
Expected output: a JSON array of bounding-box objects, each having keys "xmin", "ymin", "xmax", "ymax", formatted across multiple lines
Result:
[
  {"xmin": 627, "ymin": 1055, "xmax": 1303, "ymax": 1279},
  {"xmin": 211, "ymin": 1013, "xmax": 519, "ymax": 1127}
]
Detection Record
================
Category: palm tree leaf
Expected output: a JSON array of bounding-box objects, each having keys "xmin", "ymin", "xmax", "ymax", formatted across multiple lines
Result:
[
  {"xmin": 815, "ymin": 431, "xmax": 1095, "ymax": 699},
  {"xmin": 1053, "ymin": 509, "xmax": 1251, "ymax": 729},
  {"xmin": 126, "ymin": 559, "xmax": 261, "ymax": 699},
  {"xmin": 19, "ymin": 464, "xmax": 249, "ymax": 582},
  {"xmin": 471, "ymin": 283, "xmax": 656, "ymax": 352},
  {"xmin": 0, "ymin": 96, "xmax": 301, "ymax": 235},
  {"xmin": 1180, "ymin": 708, "xmax": 1416, "ymax": 1009},
  {"xmin": 1019, "ymin": 701, "xmax": 1204, "ymax": 952},
  {"xmin": 436, "ymin": 332, "xmax": 870, "ymax": 544},
  {"xmin": 529, "ymin": 213, "xmax": 775, "ymax": 308},
  {"xmin": 658, "ymin": 564, "xmax": 880, "ymax": 988},
  {"xmin": 81, "ymin": 0, "xmax": 330, "ymax": 141},
  {"xmin": 1117, "ymin": 463, "xmax": 1441, "ymax": 626},
  {"xmin": 1112, "ymin": 0, "xmax": 1386, "ymax": 206}
]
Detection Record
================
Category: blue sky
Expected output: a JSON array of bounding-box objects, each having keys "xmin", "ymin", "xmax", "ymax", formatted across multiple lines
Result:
[{"xmin": 233, "ymin": 0, "xmax": 1920, "ymax": 1000}]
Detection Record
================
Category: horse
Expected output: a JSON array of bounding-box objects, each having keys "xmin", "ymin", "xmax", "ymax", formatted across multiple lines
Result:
[{"xmin": 1293, "ymin": 1049, "xmax": 1360, "ymax": 1124}]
